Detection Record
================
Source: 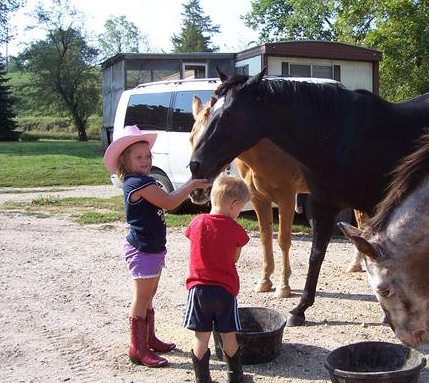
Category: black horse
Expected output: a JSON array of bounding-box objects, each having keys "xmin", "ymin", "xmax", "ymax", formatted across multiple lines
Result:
[{"xmin": 189, "ymin": 68, "xmax": 429, "ymax": 326}]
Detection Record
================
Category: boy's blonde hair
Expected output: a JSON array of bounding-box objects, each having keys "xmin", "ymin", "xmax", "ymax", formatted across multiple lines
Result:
[{"xmin": 210, "ymin": 175, "xmax": 251, "ymax": 206}]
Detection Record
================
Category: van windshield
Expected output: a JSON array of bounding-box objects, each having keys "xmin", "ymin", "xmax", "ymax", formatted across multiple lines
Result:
[{"xmin": 125, "ymin": 92, "xmax": 172, "ymax": 130}]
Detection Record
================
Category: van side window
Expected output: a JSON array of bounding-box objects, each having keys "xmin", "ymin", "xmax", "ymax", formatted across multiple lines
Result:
[
  {"xmin": 124, "ymin": 92, "xmax": 172, "ymax": 130},
  {"xmin": 171, "ymin": 90, "xmax": 214, "ymax": 132}
]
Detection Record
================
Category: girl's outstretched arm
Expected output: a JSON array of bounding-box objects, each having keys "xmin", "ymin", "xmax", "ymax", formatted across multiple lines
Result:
[{"xmin": 134, "ymin": 178, "xmax": 211, "ymax": 210}]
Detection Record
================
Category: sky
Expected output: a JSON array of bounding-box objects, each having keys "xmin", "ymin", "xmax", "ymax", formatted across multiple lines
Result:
[{"xmin": 4, "ymin": 0, "xmax": 260, "ymax": 57}]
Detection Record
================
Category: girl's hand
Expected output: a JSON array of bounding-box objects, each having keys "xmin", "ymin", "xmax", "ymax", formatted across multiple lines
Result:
[
  {"xmin": 191, "ymin": 179, "xmax": 212, "ymax": 190},
  {"xmin": 136, "ymin": 178, "xmax": 212, "ymax": 210}
]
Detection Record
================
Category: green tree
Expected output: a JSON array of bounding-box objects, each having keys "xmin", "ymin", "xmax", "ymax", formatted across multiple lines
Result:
[
  {"xmin": 0, "ymin": 0, "xmax": 25, "ymax": 44},
  {"xmin": 172, "ymin": 0, "xmax": 220, "ymax": 52},
  {"xmin": 336, "ymin": 0, "xmax": 429, "ymax": 101},
  {"xmin": 0, "ymin": 56, "xmax": 19, "ymax": 141},
  {"xmin": 99, "ymin": 15, "xmax": 151, "ymax": 60},
  {"xmin": 244, "ymin": 0, "xmax": 429, "ymax": 101},
  {"xmin": 244, "ymin": 0, "xmax": 336, "ymax": 41},
  {"xmin": 22, "ymin": 0, "xmax": 99, "ymax": 141},
  {"xmin": 0, "ymin": 1, "xmax": 24, "ymax": 139}
]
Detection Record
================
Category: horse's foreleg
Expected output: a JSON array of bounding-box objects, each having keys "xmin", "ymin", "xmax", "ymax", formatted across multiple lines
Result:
[
  {"xmin": 287, "ymin": 199, "xmax": 338, "ymax": 326},
  {"xmin": 345, "ymin": 210, "xmax": 369, "ymax": 272},
  {"xmin": 276, "ymin": 196, "xmax": 295, "ymax": 298},
  {"xmin": 252, "ymin": 197, "xmax": 275, "ymax": 293}
]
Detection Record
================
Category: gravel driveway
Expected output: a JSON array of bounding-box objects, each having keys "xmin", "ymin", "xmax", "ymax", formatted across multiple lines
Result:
[{"xmin": 0, "ymin": 186, "xmax": 427, "ymax": 383}]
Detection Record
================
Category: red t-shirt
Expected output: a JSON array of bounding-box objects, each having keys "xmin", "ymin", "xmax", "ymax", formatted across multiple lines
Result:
[{"xmin": 185, "ymin": 214, "xmax": 250, "ymax": 296}]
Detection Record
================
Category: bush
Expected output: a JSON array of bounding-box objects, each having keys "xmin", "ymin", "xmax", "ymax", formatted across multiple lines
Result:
[
  {"xmin": 87, "ymin": 115, "xmax": 103, "ymax": 139},
  {"xmin": 16, "ymin": 114, "xmax": 102, "ymax": 140},
  {"xmin": 20, "ymin": 132, "xmax": 40, "ymax": 141},
  {"xmin": 20, "ymin": 131, "xmax": 78, "ymax": 141}
]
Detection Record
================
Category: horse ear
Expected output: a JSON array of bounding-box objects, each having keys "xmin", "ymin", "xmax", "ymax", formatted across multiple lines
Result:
[
  {"xmin": 192, "ymin": 95, "xmax": 204, "ymax": 119},
  {"xmin": 338, "ymin": 222, "xmax": 382, "ymax": 261},
  {"xmin": 209, "ymin": 95, "xmax": 217, "ymax": 107},
  {"xmin": 216, "ymin": 66, "xmax": 228, "ymax": 82},
  {"xmin": 337, "ymin": 222, "xmax": 363, "ymax": 238},
  {"xmin": 242, "ymin": 67, "xmax": 267, "ymax": 91}
]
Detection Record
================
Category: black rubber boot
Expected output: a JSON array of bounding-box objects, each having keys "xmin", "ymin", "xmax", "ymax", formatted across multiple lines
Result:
[
  {"xmin": 224, "ymin": 347, "xmax": 244, "ymax": 383},
  {"xmin": 191, "ymin": 349, "xmax": 212, "ymax": 383}
]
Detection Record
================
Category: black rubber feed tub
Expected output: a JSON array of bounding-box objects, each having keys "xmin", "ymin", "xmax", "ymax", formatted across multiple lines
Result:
[
  {"xmin": 213, "ymin": 306, "xmax": 286, "ymax": 365},
  {"xmin": 324, "ymin": 341, "xmax": 426, "ymax": 383}
]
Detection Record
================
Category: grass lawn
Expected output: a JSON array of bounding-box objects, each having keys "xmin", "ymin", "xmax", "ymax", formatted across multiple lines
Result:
[
  {"xmin": 0, "ymin": 140, "xmax": 111, "ymax": 187},
  {"xmin": 2, "ymin": 195, "xmax": 313, "ymax": 233},
  {"xmin": 0, "ymin": 139, "xmax": 312, "ymax": 233}
]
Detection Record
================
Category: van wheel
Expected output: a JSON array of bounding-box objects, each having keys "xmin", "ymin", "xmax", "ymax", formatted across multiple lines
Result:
[
  {"xmin": 151, "ymin": 170, "xmax": 173, "ymax": 193},
  {"xmin": 150, "ymin": 170, "xmax": 182, "ymax": 213}
]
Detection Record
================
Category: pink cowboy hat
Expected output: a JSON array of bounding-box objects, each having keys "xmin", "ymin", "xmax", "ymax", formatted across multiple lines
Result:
[{"xmin": 103, "ymin": 125, "xmax": 157, "ymax": 174}]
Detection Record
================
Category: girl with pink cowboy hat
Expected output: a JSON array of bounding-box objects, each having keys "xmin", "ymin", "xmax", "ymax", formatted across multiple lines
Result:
[{"xmin": 104, "ymin": 125, "xmax": 211, "ymax": 367}]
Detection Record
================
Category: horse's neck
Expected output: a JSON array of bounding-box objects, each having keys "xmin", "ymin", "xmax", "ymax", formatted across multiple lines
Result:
[
  {"xmin": 262, "ymin": 92, "xmax": 425, "ymax": 170},
  {"xmin": 264, "ymin": 111, "xmax": 334, "ymax": 169},
  {"xmin": 387, "ymin": 177, "xmax": 429, "ymax": 250}
]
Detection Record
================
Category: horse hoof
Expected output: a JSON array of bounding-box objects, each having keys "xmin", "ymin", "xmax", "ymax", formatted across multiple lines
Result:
[
  {"xmin": 255, "ymin": 281, "xmax": 273, "ymax": 293},
  {"xmin": 276, "ymin": 286, "xmax": 291, "ymax": 298},
  {"xmin": 286, "ymin": 313, "xmax": 305, "ymax": 327},
  {"xmin": 346, "ymin": 264, "xmax": 364, "ymax": 273}
]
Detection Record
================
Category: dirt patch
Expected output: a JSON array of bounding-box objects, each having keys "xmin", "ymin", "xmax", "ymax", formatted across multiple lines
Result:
[
  {"xmin": 0, "ymin": 189, "xmax": 428, "ymax": 383},
  {"xmin": 0, "ymin": 185, "xmax": 122, "ymax": 204}
]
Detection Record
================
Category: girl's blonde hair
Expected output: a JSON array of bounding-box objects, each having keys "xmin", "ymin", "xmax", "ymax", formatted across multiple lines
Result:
[
  {"xmin": 117, "ymin": 141, "xmax": 150, "ymax": 180},
  {"xmin": 210, "ymin": 175, "xmax": 251, "ymax": 206}
]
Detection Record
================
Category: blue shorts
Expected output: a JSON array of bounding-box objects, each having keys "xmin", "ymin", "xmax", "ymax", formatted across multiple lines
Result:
[{"xmin": 182, "ymin": 285, "xmax": 241, "ymax": 333}]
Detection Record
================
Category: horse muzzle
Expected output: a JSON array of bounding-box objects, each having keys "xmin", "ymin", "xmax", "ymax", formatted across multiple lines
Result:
[
  {"xmin": 189, "ymin": 160, "xmax": 200, "ymax": 178},
  {"xmin": 395, "ymin": 327, "xmax": 429, "ymax": 347},
  {"xmin": 190, "ymin": 187, "xmax": 211, "ymax": 205},
  {"xmin": 189, "ymin": 158, "xmax": 226, "ymax": 181}
]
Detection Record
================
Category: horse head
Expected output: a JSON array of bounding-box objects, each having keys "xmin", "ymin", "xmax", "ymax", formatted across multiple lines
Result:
[
  {"xmin": 339, "ymin": 222, "xmax": 429, "ymax": 347},
  {"xmin": 189, "ymin": 67, "xmax": 267, "ymax": 181},
  {"xmin": 189, "ymin": 95, "xmax": 216, "ymax": 204}
]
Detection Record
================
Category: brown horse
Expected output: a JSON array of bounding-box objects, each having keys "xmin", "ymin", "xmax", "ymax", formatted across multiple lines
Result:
[{"xmin": 191, "ymin": 95, "xmax": 366, "ymax": 298}]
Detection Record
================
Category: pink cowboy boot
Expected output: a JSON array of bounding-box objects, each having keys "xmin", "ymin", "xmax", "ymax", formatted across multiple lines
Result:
[
  {"xmin": 146, "ymin": 308, "xmax": 176, "ymax": 353},
  {"xmin": 128, "ymin": 316, "xmax": 168, "ymax": 367}
]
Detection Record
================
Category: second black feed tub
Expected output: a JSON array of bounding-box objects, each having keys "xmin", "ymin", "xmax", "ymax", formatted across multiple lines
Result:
[
  {"xmin": 213, "ymin": 306, "xmax": 287, "ymax": 365},
  {"xmin": 324, "ymin": 341, "xmax": 426, "ymax": 383}
]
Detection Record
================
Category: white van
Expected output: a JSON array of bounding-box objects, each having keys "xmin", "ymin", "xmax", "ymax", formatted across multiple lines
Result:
[{"xmin": 111, "ymin": 78, "xmax": 243, "ymax": 201}]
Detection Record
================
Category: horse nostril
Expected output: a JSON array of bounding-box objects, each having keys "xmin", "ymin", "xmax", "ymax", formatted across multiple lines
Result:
[{"xmin": 189, "ymin": 160, "xmax": 199, "ymax": 175}]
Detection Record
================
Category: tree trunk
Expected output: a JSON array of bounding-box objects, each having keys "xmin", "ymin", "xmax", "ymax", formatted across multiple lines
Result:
[
  {"xmin": 77, "ymin": 126, "xmax": 88, "ymax": 141},
  {"xmin": 71, "ymin": 111, "xmax": 88, "ymax": 141}
]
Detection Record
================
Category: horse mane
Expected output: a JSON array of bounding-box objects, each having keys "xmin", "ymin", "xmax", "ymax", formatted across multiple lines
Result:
[
  {"xmin": 215, "ymin": 74, "xmax": 249, "ymax": 97},
  {"xmin": 368, "ymin": 130, "xmax": 429, "ymax": 233},
  {"xmin": 215, "ymin": 74, "xmax": 363, "ymax": 116}
]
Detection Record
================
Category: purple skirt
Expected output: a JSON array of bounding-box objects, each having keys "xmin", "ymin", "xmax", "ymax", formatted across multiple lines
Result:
[{"xmin": 123, "ymin": 241, "xmax": 166, "ymax": 279}]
